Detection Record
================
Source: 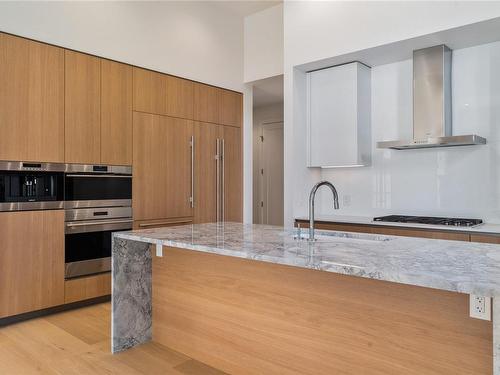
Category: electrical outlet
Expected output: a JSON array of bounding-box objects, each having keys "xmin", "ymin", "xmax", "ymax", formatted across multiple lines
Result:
[{"xmin": 469, "ymin": 295, "xmax": 491, "ymax": 320}]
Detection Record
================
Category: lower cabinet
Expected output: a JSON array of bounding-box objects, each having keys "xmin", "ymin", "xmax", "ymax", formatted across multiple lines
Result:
[
  {"xmin": 0, "ymin": 210, "xmax": 65, "ymax": 318},
  {"xmin": 64, "ymin": 273, "xmax": 111, "ymax": 304},
  {"xmin": 295, "ymin": 220, "xmax": 500, "ymax": 244}
]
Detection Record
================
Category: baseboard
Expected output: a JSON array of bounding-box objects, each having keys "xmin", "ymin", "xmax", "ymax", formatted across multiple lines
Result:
[{"xmin": 0, "ymin": 295, "xmax": 111, "ymax": 327}]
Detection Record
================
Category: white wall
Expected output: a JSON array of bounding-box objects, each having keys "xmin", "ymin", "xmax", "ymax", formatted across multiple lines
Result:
[
  {"xmin": 244, "ymin": 4, "xmax": 283, "ymax": 83},
  {"xmin": 253, "ymin": 103, "xmax": 284, "ymax": 223},
  {"xmin": 284, "ymin": 1, "xmax": 500, "ymax": 225},
  {"xmin": 314, "ymin": 41, "xmax": 500, "ymax": 222},
  {"xmin": 0, "ymin": 1, "xmax": 244, "ymax": 91}
]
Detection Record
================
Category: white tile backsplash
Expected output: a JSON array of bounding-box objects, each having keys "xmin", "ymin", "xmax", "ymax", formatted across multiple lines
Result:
[{"xmin": 314, "ymin": 41, "xmax": 500, "ymax": 223}]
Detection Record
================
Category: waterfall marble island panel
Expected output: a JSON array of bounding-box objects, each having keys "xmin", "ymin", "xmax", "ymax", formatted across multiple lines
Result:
[{"xmin": 112, "ymin": 222, "xmax": 500, "ymax": 373}]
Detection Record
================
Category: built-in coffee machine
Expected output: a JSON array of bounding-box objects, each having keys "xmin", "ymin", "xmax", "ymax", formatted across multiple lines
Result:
[{"xmin": 0, "ymin": 161, "xmax": 64, "ymax": 211}]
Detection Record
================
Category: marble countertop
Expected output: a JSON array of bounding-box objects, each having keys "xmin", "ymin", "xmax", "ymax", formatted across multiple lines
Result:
[
  {"xmin": 114, "ymin": 222, "xmax": 500, "ymax": 297},
  {"xmin": 295, "ymin": 214, "xmax": 500, "ymax": 234}
]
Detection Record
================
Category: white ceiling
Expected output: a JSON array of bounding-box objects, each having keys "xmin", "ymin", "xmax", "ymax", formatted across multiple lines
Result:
[
  {"xmin": 211, "ymin": 1, "xmax": 281, "ymax": 18},
  {"xmin": 253, "ymin": 74, "xmax": 283, "ymax": 108}
]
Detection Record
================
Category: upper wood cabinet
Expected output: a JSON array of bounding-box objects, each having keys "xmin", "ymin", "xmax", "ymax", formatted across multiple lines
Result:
[
  {"xmin": 133, "ymin": 112, "xmax": 194, "ymax": 221},
  {"xmin": 101, "ymin": 60, "xmax": 133, "ymax": 165},
  {"xmin": 193, "ymin": 84, "xmax": 220, "ymax": 124},
  {"xmin": 133, "ymin": 68, "xmax": 167, "ymax": 115},
  {"xmin": 0, "ymin": 210, "xmax": 65, "ymax": 318},
  {"xmin": 219, "ymin": 90, "xmax": 243, "ymax": 128},
  {"xmin": 65, "ymin": 50, "xmax": 101, "ymax": 164},
  {"xmin": 133, "ymin": 67, "xmax": 193, "ymax": 119},
  {"xmin": 165, "ymin": 75, "xmax": 194, "ymax": 119},
  {"xmin": 0, "ymin": 33, "xmax": 64, "ymax": 162}
]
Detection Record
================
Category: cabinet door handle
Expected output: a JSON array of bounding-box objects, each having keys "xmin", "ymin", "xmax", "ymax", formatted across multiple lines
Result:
[
  {"xmin": 190, "ymin": 135, "xmax": 194, "ymax": 208},
  {"xmin": 138, "ymin": 219, "xmax": 192, "ymax": 228},
  {"xmin": 221, "ymin": 138, "xmax": 225, "ymax": 223},
  {"xmin": 216, "ymin": 138, "xmax": 221, "ymax": 222},
  {"xmin": 66, "ymin": 219, "xmax": 133, "ymax": 227}
]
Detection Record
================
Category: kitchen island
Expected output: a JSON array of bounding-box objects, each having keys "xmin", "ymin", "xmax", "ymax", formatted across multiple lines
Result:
[{"xmin": 112, "ymin": 223, "xmax": 500, "ymax": 374}]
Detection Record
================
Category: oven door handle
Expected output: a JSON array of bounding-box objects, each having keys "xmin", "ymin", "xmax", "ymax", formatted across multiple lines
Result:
[
  {"xmin": 65, "ymin": 174, "xmax": 132, "ymax": 178},
  {"xmin": 65, "ymin": 219, "xmax": 133, "ymax": 227}
]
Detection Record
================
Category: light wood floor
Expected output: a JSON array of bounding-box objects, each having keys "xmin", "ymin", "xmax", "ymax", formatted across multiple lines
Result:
[{"xmin": 0, "ymin": 302, "xmax": 227, "ymax": 375}]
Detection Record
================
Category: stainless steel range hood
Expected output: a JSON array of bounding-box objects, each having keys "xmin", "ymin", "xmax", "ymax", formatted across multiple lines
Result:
[{"xmin": 377, "ymin": 45, "xmax": 486, "ymax": 150}]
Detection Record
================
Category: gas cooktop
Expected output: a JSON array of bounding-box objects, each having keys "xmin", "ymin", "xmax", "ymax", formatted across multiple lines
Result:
[{"xmin": 373, "ymin": 215, "xmax": 483, "ymax": 227}]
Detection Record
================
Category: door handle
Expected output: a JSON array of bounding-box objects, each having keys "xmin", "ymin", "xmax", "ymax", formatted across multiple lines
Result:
[
  {"xmin": 190, "ymin": 135, "xmax": 194, "ymax": 208},
  {"xmin": 138, "ymin": 219, "xmax": 192, "ymax": 227},
  {"xmin": 216, "ymin": 138, "xmax": 221, "ymax": 222},
  {"xmin": 221, "ymin": 138, "xmax": 225, "ymax": 223},
  {"xmin": 66, "ymin": 219, "xmax": 133, "ymax": 227}
]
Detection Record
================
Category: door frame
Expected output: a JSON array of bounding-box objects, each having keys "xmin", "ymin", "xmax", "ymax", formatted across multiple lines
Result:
[{"xmin": 256, "ymin": 120, "xmax": 284, "ymax": 225}]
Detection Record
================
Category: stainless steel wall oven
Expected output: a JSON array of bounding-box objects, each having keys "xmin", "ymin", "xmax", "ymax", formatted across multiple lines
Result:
[{"xmin": 64, "ymin": 164, "xmax": 132, "ymax": 279}]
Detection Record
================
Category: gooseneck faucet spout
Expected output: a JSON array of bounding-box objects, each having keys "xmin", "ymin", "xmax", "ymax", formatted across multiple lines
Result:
[{"xmin": 309, "ymin": 181, "xmax": 340, "ymax": 241}]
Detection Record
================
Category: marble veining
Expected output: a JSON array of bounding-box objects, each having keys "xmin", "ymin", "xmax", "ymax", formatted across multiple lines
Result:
[
  {"xmin": 112, "ymin": 222, "xmax": 500, "ymax": 371},
  {"xmin": 114, "ymin": 222, "xmax": 500, "ymax": 297},
  {"xmin": 111, "ymin": 237, "xmax": 152, "ymax": 353}
]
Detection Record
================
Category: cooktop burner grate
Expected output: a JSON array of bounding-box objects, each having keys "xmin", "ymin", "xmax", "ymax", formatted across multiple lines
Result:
[{"xmin": 373, "ymin": 215, "xmax": 483, "ymax": 227}]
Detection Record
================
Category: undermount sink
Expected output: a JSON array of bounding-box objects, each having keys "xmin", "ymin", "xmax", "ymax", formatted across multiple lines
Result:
[{"xmin": 293, "ymin": 230, "xmax": 391, "ymax": 242}]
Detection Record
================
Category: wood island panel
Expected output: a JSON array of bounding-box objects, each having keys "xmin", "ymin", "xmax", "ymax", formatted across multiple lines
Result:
[{"xmin": 152, "ymin": 247, "xmax": 492, "ymax": 375}]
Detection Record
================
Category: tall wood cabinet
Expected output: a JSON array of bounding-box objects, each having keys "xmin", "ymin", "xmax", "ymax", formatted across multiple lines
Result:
[
  {"xmin": 192, "ymin": 122, "xmax": 242, "ymax": 223},
  {"xmin": 0, "ymin": 33, "xmax": 64, "ymax": 162},
  {"xmin": 193, "ymin": 122, "xmax": 221, "ymax": 223},
  {"xmin": 65, "ymin": 51, "xmax": 132, "ymax": 165},
  {"xmin": 64, "ymin": 50, "xmax": 101, "ymax": 164},
  {"xmin": 0, "ymin": 210, "xmax": 65, "ymax": 318},
  {"xmin": 222, "ymin": 126, "xmax": 242, "ymax": 221},
  {"xmin": 101, "ymin": 60, "xmax": 133, "ymax": 165},
  {"xmin": 133, "ymin": 112, "xmax": 194, "ymax": 222}
]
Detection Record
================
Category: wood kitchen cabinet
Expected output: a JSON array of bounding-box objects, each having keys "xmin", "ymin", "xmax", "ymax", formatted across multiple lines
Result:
[
  {"xmin": 133, "ymin": 67, "xmax": 193, "ymax": 119},
  {"xmin": 0, "ymin": 210, "xmax": 65, "ymax": 318},
  {"xmin": 165, "ymin": 75, "xmax": 194, "ymax": 119},
  {"xmin": 64, "ymin": 273, "xmax": 111, "ymax": 304},
  {"xmin": 101, "ymin": 59, "xmax": 133, "ymax": 165},
  {"xmin": 133, "ymin": 68, "xmax": 167, "ymax": 115},
  {"xmin": 0, "ymin": 33, "xmax": 64, "ymax": 163},
  {"xmin": 133, "ymin": 112, "xmax": 194, "ymax": 221},
  {"xmin": 192, "ymin": 123, "xmax": 242, "ymax": 223},
  {"xmin": 194, "ymin": 122, "xmax": 222, "ymax": 223},
  {"xmin": 219, "ymin": 89, "xmax": 243, "ymax": 128},
  {"xmin": 193, "ymin": 83, "xmax": 220, "ymax": 124},
  {"xmin": 222, "ymin": 125, "xmax": 243, "ymax": 221},
  {"xmin": 65, "ymin": 50, "xmax": 101, "ymax": 164}
]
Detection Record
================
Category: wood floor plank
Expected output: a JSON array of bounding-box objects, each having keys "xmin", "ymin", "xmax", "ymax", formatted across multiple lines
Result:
[
  {"xmin": 0, "ymin": 303, "xmax": 226, "ymax": 375},
  {"xmin": 174, "ymin": 359, "xmax": 229, "ymax": 375},
  {"xmin": 45, "ymin": 304, "xmax": 110, "ymax": 345}
]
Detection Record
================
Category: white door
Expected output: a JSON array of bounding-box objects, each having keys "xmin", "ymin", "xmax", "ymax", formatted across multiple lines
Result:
[{"xmin": 260, "ymin": 122, "xmax": 284, "ymax": 225}]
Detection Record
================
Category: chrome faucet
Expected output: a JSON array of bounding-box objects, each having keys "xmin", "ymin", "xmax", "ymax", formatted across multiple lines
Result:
[{"xmin": 309, "ymin": 181, "xmax": 340, "ymax": 241}]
